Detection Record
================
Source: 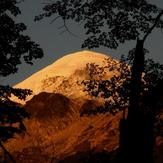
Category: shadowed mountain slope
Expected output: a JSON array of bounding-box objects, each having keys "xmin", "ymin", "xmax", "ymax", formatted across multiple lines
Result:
[
  {"xmin": 5, "ymin": 92, "xmax": 121, "ymax": 162},
  {"xmin": 5, "ymin": 92, "xmax": 163, "ymax": 163}
]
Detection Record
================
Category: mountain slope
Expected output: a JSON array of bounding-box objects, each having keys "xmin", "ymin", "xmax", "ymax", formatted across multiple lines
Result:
[
  {"xmin": 14, "ymin": 51, "xmax": 109, "ymax": 93},
  {"xmin": 6, "ymin": 50, "xmax": 163, "ymax": 163},
  {"xmin": 6, "ymin": 92, "xmax": 121, "ymax": 163},
  {"xmin": 5, "ymin": 92, "xmax": 163, "ymax": 163},
  {"xmin": 5, "ymin": 51, "xmax": 122, "ymax": 162},
  {"xmin": 12, "ymin": 50, "xmax": 114, "ymax": 103}
]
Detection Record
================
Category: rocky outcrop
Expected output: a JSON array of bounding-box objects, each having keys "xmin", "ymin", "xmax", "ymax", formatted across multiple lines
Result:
[{"xmin": 25, "ymin": 92, "xmax": 78, "ymax": 120}]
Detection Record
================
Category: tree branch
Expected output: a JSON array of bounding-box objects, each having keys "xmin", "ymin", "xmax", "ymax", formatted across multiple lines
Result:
[
  {"xmin": 63, "ymin": 19, "xmax": 77, "ymax": 37},
  {"xmin": 57, "ymin": 20, "xmax": 77, "ymax": 37},
  {"xmin": 0, "ymin": 141, "xmax": 16, "ymax": 163},
  {"xmin": 50, "ymin": 16, "xmax": 61, "ymax": 24},
  {"xmin": 143, "ymin": 10, "xmax": 163, "ymax": 42}
]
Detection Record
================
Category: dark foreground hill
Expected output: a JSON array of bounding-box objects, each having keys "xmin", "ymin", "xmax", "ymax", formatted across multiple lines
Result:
[{"xmin": 2, "ymin": 92, "xmax": 163, "ymax": 163}]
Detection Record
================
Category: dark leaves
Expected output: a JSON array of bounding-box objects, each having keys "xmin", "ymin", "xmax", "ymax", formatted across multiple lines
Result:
[
  {"xmin": 81, "ymin": 52, "xmax": 163, "ymax": 119},
  {"xmin": 0, "ymin": 5, "xmax": 44, "ymax": 77},
  {"xmin": 37, "ymin": 0, "xmax": 163, "ymax": 49},
  {"xmin": 0, "ymin": 0, "xmax": 43, "ymax": 142}
]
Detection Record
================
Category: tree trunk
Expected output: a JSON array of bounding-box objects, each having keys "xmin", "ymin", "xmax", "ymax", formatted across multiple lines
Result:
[{"xmin": 119, "ymin": 39, "xmax": 154, "ymax": 163}]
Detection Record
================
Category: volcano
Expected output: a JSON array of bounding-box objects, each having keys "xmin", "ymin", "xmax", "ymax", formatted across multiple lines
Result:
[
  {"xmin": 13, "ymin": 50, "xmax": 112, "ymax": 103},
  {"xmin": 5, "ymin": 51, "xmax": 163, "ymax": 163}
]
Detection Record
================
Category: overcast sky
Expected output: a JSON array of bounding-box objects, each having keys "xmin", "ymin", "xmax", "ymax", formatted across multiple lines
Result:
[{"xmin": 1, "ymin": 0, "xmax": 163, "ymax": 85}]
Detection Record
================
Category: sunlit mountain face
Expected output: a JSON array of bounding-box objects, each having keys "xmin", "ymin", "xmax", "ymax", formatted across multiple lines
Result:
[
  {"xmin": 13, "ymin": 51, "xmax": 111, "ymax": 102},
  {"xmin": 5, "ymin": 51, "xmax": 163, "ymax": 162}
]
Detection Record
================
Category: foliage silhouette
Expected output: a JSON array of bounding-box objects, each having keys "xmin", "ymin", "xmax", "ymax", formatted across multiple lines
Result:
[
  {"xmin": 0, "ymin": 0, "xmax": 43, "ymax": 162},
  {"xmin": 37, "ymin": 0, "xmax": 163, "ymax": 162},
  {"xmin": 81, "ymin": 53, "xmax": 163, "ymax": 162}
]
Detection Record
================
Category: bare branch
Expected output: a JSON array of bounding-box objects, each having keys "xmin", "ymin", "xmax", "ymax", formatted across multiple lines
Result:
[
  {"xmin": 59, "ymin": 30, "xmax": 67, "ymax": 35},
  {"xmin": 0, "ymin": 141, "xmax": 16, "ymax": 163},
  {"xmin": 58, "ymin": 25, "xmax": 65, "ymax": 30},
  {"xmin": 50, "ymin": 16, "xmax": 61, "ymax": 24},
  {"xmin": 63, "ymin": 19, "xmax": 77, "ymax": 37},
  {"xmin": 143, "ymin": 10, "xmax": 163, "ymax": 42},
  {"xmin": 58, "ymin": 20, "xmax": 78, "ymax": 37}
]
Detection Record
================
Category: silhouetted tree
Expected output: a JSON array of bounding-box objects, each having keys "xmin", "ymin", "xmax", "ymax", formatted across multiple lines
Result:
[
  {"xmin": 36, "ymin": 0, "xmax": 163, "ymax": 162},
  {"xmin": 81, "ymin": 53, "xmax": 163, "ymax": 162},
  {"xmin": 0, "ymin": 0, "xmax": 43, "ymax": 162}
]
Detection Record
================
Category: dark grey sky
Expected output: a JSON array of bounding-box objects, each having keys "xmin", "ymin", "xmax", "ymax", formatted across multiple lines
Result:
[{"xmin": 1, "ymin": 0, "xmax": 163, "ymax": 85}]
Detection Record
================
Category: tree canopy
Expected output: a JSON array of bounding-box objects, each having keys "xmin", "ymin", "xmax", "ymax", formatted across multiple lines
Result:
[
  {"xmin": 0, "ymin": 0, "xmax": 43, "ymax": 77},
  {"xmin": 0, "ymin": 0, "xmax": 43, "ymax": 161},
  {"xmin": 35, "ymin": 0, "xmax": 163, "ymax": 48}
]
